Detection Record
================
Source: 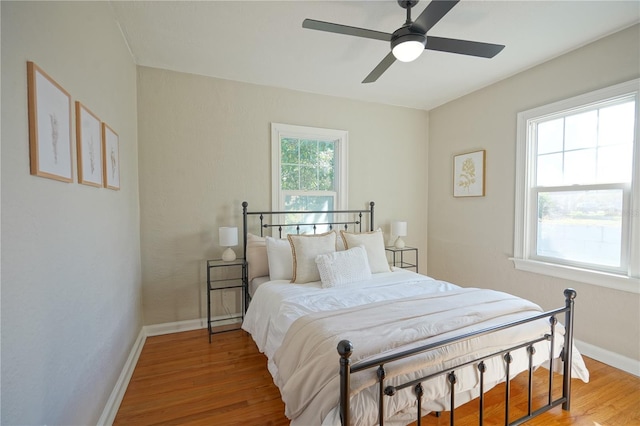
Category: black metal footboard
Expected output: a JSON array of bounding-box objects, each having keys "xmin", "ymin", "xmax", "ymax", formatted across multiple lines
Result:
[{"xmin": 338, "ymin": 288, "xmax": 577, "ymax": 426}]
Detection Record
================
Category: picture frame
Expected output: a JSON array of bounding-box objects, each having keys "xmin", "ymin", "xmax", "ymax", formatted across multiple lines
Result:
[
  {"xmin": 102, "ymin": 123, "xmax": 120, "ymax": 190},
  {"xmin": 27, "ymin": 61, "xmax": 73, "ymax": 182},
  {"xmin": 453, "ymin": 150, "xmax": 485, "ymax": 197},
  {"xmin": 75, "ymin": 102, "xmax": 103, "ymax": 187}
]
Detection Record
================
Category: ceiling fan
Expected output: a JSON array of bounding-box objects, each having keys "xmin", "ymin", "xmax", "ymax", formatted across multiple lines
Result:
[{"xmin": 302, "ymin": 0, "xmax": 505, "ymax": 83}]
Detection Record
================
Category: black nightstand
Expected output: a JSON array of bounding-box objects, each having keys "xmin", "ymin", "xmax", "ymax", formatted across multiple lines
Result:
[
  {"xmin": 385, "ymin": 246, "xmax": 418, "ymax": 272},
  {"xmin": 206, "ymin": 258, "xmax": 246, "ymax": 342}
]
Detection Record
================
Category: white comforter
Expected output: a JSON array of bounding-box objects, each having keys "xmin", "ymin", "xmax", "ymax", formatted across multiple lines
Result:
[{"xmin": 242, "ymin": 269, "xmax": 589, "ymax": 426}]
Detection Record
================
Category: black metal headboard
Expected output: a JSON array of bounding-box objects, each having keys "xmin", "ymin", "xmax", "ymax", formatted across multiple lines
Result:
[{"xmin": 241, "ymin": 201, "xmax": 375, "ymax": 261}]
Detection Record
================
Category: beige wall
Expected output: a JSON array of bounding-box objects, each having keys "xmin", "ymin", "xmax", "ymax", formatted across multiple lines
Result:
[
  {"xmin": 137, "ymin": 67, "xmax": 429, "ymax": 325},
  {"xmin": 1, "ymin": 2, "xmax": 141, "ymax": 424},
  {"xmin": 428, "ymin": 25, "xmax": 640, "ymax": 366}
]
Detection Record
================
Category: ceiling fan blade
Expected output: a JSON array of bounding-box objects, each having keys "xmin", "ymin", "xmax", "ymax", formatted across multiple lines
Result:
[
  {"xmin": 303, "ymin": 19, "xmax": 392, "ymax": 42},
  {"xmin": 362, "ymin": 52, "xmax": 397, "ymax": 83},
  {"xmin": 410, "ymin": 0, "xmax": 460, "ymax": 34},
  {"xmin": 426, "ymin": 36, "xmax": 505, "ymax": 58}
]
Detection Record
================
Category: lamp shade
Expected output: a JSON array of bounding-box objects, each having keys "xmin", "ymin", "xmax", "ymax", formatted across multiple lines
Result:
[
  {"xmin": 391, "ymin": 33, "xmax": 426, "ymax": 62},
  {"xmin": 219, "ymin": 227, "xmax": 238, "ymax": 247},
  {"xmin": 391, "ymin": 221, "xmax": 407, "ymax": 237}
]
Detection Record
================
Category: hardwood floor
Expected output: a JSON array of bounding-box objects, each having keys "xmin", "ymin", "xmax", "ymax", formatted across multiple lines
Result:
[{"xmin": 114, "ymin": 328, "xmax": 640, "ymax": 425}]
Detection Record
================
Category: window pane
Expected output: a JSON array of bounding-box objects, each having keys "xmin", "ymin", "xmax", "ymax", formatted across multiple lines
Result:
[
  {"xmin": 281, "ymin": 138, "xmax": 299, "ymax": 164},
  {"xmin": 537, "ymin": 153, "xmax": 563, "ymax": 186},
  {"xmin": 299, "ymin": 165, "xmax": 318, "ymax": 190},
  {"xmin": 565, "ymin": 110, "xmax": 597, "ymax": 150},
  {"xmin": 537, "ymin": 118, "xmax": 564, "ymax": 154},
  {"xmin": 564, "ymin": 149, "xmax": 596, "ymax": 185},
  {"xmin": 300, "ymin": 139, "xmax": 317, "ymax": 165},
  {"xmin": 537, "ymin": 189, "xmax": 623, "ymax": 267},
  {"xmin": 597, "ymin": 144, "xmax": 633, "ymax": 183},
  {"xmin": 284, "ymin": 195, "xmax": 335, "ymax": 233},
  {"xmin": 284, "ymin": 194, "xmax": 334, "ymax": 211},
  {"xmin": 281, "ymin": 165, "xmax": 299, "ymax": 190},
  {"xmin": 599, "ymin": 101, "xmax": 635, "ymax": 147},
  {"xmin": 318, "ymin": 167, "xmax": 333, "ymax": 191}
]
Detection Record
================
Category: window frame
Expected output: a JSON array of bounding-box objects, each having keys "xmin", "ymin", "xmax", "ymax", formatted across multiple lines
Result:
[
  {"xmin": 271, "ymin": 122, "xmax": 348, "ymax": 212},
  {"xmin": 512, "ymin": 79, "xmax": 640, "ymax": 294}
]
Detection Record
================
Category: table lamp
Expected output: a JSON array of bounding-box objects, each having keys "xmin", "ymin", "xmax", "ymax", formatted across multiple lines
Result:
[
  {"xmin": 391, "ymin": 221, "xmax": 407, "ymax": 249},
  {"xmin": 219, "ymin": 226, "xmax": 238, "ymax": 261}
]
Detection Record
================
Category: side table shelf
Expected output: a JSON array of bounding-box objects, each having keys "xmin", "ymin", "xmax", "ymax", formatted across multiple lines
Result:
[
  {"xmin": 385, "ymin": 246, "xmax": 418, "ymax": 272},
  {"xmin": 206, "ymin": 259, "xmax": 246, "ymax": 342}
]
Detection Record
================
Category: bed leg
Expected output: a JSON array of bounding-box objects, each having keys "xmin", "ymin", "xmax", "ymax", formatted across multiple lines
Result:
[
  {"xmin": 562, "ymin": 288, "xmax": 576, "ymax": 410},
  {"xmin": 338, "ymin": 340, "xmax": 353, "ymax": 426}
]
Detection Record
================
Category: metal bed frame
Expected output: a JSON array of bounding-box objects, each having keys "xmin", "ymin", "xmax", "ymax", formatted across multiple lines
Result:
[
  {"xmin": 337, "ymin": 288, "xmax": 576, "ymax": 425},
  {"xmin": 240, "ymin": 201, "xmax": 577, "ymax": 426}
]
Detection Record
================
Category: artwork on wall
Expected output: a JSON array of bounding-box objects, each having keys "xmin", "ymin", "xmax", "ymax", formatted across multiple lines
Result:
[
  {"xmin": 27, "ymin": 61, "xmax": 73, "ymax": 182},
  {"xmin": 102, "ymin": 123, "xmax": 120, "ymax": 190},
  {"xmin": 76, "ymin": 102, "xmax": 103, "ymax": 187},
  {"xmin": 453, "ymin": 150, "xmax": 485, "ymax": 197}
]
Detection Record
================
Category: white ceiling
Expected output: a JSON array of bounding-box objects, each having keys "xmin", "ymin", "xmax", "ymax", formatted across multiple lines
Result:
[{"xmin": 110, "ymin": 0, "xmax": 640, "ymax": 111}]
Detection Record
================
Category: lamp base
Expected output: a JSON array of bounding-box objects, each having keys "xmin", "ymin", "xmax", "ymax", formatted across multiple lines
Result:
[
  {"xmin": 222, "ymin": 247, "xmax": 236, "ymax": 261},
  {"xmin": 394, "ymin": 237, "xmax": 405, "ymax": 249}
]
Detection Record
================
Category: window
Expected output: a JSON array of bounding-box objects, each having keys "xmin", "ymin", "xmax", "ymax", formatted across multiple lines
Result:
[
  {"xmin": 271, "ymin": 123, "xmax": 348, "ymax": 232},
  {"xmin": 513, "ymin": 79, "xmax": 639, "ymax": 293}
]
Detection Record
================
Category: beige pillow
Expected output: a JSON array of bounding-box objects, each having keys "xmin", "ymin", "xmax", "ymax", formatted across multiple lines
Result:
[
  {"xmin": 288, "ymin": 231, "xmax": 337, "ymax": 283},
  {"xmin": 246, "ymin": 233, "xmax": 268, "ymax": 282},
  {"xmin": 340, "ymin": 229, "xmax": 391, "ymax": 274}
]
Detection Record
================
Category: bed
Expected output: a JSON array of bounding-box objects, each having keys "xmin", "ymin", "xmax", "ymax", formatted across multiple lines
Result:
[{"xmin": 239, "ymin": 201, "xmax": 589, "ymax": 426}]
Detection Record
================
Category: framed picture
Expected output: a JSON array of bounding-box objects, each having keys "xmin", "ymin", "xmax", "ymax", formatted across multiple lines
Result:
[
  {"xmin": 76, "ymin": 102, "xmax": 103, "ymax": 187},
  {"xmin": 27, "ymin": 61, "xmax": 73, "ymax": 182},
  {"xmin": 102, "ymin": 123, "xmax": 120, "ymax": 190},
  {"xmin": 453, "ymin": 150, "xmax": 485, "ymax": 197}
]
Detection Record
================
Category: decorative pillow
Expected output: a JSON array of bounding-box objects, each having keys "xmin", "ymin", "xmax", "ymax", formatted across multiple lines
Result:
[
  {"xmin": 307, "ymin": 229, "xmax": 345, "ymax": 250},
  {"xmin": 288, "ymin": 231, "xmax": 337, "ymax": 284},
  {"xmin": 340, "ymin": 229, "xmax": 391, "ymax": 274},
  {"xmin": 265, "ymin": 236, "xmax": 293, "ymax": 281},
  {"xmin": 315, "ymin": 246, "xmax": 372, "ymax": 288},
  {"xmin": 246, "ymin": 233, "xmax": 268, "ymax": 282}
]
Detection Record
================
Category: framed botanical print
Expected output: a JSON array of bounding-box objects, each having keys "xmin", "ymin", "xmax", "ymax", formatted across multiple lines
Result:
[
  {"xmin": 27, "ymin": 61, "xmax": 73, "ymax": 182},
  {"xmin": 76, "ymin": 102, "xmax": 103, "ymax": 187},
  {"xmin": 453, "ymin": 150, "xmax": 485, "ymax": 197},
  {"xmin": 102, "ymin": 123, "xmax": 120, "ymax": 190}
]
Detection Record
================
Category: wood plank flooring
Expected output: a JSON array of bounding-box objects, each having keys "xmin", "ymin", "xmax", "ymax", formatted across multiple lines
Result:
[{"xmin": 114, "ymin": 328, "xmax": 640, "ymax": 425}]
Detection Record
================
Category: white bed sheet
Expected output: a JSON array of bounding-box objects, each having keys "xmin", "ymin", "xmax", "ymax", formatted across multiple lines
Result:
[{"xmin": 242, "ymin": 269, "xmax": 589, "ymax": 426}]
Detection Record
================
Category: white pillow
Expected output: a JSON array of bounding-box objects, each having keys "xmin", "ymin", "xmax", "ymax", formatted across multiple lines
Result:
[
  {"xmin": 340, "ymin": 229, "xmax": 391, "ymax": 274},
  {"xmin": 315, "ymin": 246, "xmax": 372, "ymax": 288},
  {"xmin": 265, "ymin": 236, "xmax": 293, "ymax": 281},
  {"xmin": 246, "ymin": 233, "xmax": 268, "ymax": 282},
  {"xmin": 288, "ymin": 231, "xmax": 337, "ymax": 284}
]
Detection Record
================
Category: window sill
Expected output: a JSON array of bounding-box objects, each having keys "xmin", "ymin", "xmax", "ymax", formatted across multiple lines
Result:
[{"xmin": 510, "ymin": 258, "xmax": 640, "ymax": 294}]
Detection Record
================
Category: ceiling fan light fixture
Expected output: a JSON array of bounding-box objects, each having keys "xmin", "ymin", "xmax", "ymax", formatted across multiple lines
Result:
[{"xmin": 391, "ymin": 33, "xmax": 427, "ymax": 62}]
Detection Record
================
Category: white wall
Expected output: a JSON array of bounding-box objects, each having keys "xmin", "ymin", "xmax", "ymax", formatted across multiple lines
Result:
[
  {"xmin": 1, "ymin": 2, "xmax": 142, "ymax": 424},
  {"xmin": 136, "ymin": 67, "xmax": 429, "ymax": 325},
  {"xmin": 428, "ymin": 25, "xmax": 640, "ymax": 366}
]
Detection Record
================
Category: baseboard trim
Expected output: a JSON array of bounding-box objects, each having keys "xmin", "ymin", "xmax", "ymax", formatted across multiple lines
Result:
[
  {"xmin": 575, "ymin": 339, "xmax": 640, "ymax": 377},
  {"xmin": 145, "ymin": 318, "xmax": 206, "ymax": 336},
  {"xmin": 144, "ymin": 315, "xmax": 241, "ymax": 336},
  {"xmin": 97, "ymin": 328, "xmax": 147, "ymax": 426}
]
